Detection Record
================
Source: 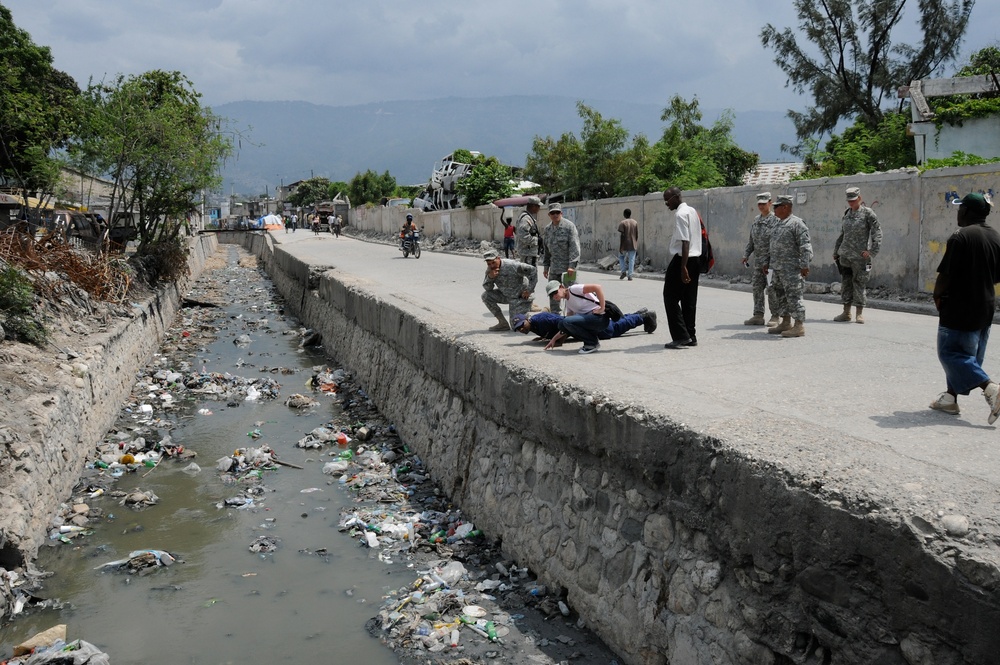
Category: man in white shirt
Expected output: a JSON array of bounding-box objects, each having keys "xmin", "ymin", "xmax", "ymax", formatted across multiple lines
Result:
[
  {"xmin": 662, "ymin": 187, "xmax": 702, "ymax": 349},
  {"xmin": 543, "ymin": 280, "xmax": 607, "ymax": 355}
]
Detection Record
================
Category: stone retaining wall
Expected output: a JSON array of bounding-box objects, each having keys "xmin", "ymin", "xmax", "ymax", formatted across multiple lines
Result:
[
  {"xmin": 232, "ymin": 231, "xmax": 1000, "ymax": 665},
  {"xmin": 0, "ymin": 234, "xmax": 218, "ymax": 570}
]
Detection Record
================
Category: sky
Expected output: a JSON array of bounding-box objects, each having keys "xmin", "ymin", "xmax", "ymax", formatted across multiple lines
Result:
[{"xmin": 6, "ymin": 0, "xmax": 999, "ymax": 117}]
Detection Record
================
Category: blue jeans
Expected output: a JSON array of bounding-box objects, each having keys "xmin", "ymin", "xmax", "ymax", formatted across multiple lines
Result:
[
  {"xmin": 559, "ymin": 313, "xmax": 607, "ymax": 348},
  {"xmin": 619, "ymin": 250, "xmax": 636, "ymax": 276},
  {"xmin": 937, "ymin": 325, "xmax": 991, "ymax": 395}
]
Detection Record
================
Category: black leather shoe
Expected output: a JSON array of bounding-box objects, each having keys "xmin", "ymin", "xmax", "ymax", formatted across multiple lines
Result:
[
  {"xmin": 683, "ymin": 338, "xmax": 698, "ymax": 347},
  {"xmin": 664, "ymin": 338, "xmax": 691, "ymax": 349}
]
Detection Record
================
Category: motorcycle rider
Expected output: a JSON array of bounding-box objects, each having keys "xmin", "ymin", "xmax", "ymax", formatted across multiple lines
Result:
[{"xmin": 400, "ymin": 214, "xmax": 417, "ymax": 250}]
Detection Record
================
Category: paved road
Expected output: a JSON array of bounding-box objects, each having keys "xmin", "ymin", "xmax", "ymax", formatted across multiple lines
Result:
[{"xmin": 270, "ymin": 230, "xmax": 1000, "ymax": 541}]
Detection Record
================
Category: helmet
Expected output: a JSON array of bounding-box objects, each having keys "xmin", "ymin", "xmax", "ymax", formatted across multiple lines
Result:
[{"xmin": 406, "ymin": 214, "xmax": 413, "ymax": 221}]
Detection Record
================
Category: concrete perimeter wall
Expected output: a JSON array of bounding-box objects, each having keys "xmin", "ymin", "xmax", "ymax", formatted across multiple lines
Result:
[
  {"xmin": 0, "ymin": 234, "xmax": 217, "ymax": 570},
  {"xmin": 351, "ymin": 165, "xmax": 1000, "ymax": 293},
  {"xmin": 233, "ymin": 231, "xmax": 1000, "ymax": 665}
]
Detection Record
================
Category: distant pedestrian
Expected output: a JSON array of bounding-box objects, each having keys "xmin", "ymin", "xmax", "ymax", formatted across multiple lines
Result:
[
  {"xmin": 662, "ymin": 187, "xmax": 702, "ymax": 348},
  {"xmin": 742, "ymin": 192, "xmax": 779, "ymax": 326},
  {"xmin": 514, "ymin": 196, "xmax": 542, "ymax": 267},
  {"xmin": 482, "ymin": 248, "xmax": 538, "ymax": 331},
  {"xmin": 290, "ymin": 214, "xmax": 297, "ymax": 232},
  {"xmin": 543, "ymin": 280, "xmax": 606, "ymax": 354},
  {"xmin": 617, "ymin": 208, "xmax": 639, "ymax": 280},
  {"xmin": 929, "ymin": 192, "xmax": 1000, "ymax": 422},
  {"xmin": 542, "ymin": 203, "xmax": 580, "ymax": 314},
  {"xmin": 328, "ymin": 214, "xmax": 337, "ymax": 236},
  {"xmin": 833, "ymin": 186, "xmax": 882, "ymax": 324},
  {"xmin": 502, "ymin": 216, "xmax": 515, "ymax": 258},
  {"xmin": 762, "ymin": 194, "xmax": 813, "ymax": 338},
  {"xmin": 332, "ymin": 215, "xmax": 342, "ymax": 238}
]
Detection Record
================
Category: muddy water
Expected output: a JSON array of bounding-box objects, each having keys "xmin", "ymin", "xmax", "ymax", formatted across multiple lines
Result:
[{"xmin": 0, "ymin": 246, "xmax": 399, "ymax": 664}]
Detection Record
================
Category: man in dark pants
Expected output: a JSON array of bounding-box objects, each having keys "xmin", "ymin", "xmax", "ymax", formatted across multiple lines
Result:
[
  {"xmin": 929, "ymin": 192, "xmax": 1000, "ymax": 422},
  {"xmin": 662, "ymin": 187, "xmax": 702, "ymax": 348}
]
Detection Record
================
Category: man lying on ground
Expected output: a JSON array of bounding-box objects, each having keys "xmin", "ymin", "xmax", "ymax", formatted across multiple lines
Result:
[{"xmin": 512, "ymin": 308, "xmax": 657, "ymax": 345}]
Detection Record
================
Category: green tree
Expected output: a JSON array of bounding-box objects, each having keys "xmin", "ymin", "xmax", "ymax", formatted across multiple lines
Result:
[
  {"xmin": 288, "ymin": 177, "xmax": 332, "ymax": 207},
  {"xmin": 0, "ymin": 5, "xmax": 81, "ymax": 203},
  {"xmin": 524, "ymin": 102, "xmax": 649, "ymax": 199},
  {"xmin": 455, "ymin": 156, "xmax": 514, "ymax": 208},
  {"xmin": 73, "ymin": 70, "xmax": 232, "ymax": 261},
  {"xmin": 761, "ymin": 0, "xmax": 974, "ymax": 141},
  {"xmin": 347, "ymin": 169, "xmax": 396, "ymax": 206},
  {"xmin": 643, "ymin": 96, "xmax": 758, "ymax": 191}
]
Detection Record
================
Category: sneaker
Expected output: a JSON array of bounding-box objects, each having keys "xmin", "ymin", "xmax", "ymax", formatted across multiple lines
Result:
[
  {"xmin": 579, "ymin": 343, "xmax": 600, "ymax": 354},
  {"xmin": 929, "ymin": 392, "xmax": 960, "ymax": 415},
  {"xmin": 664, "ymin": 339, "xmax": 692, "ymax": 349},
  {"xmin": 620, "ymin": 272, "xmax": 626, "ymax": 280},
  {"xmin": 642, "ymin": 311, "xmax": 658, "ymax": 334},
  {"xmin": 985, "ymin": 383, "xmax": 1000, "ymax": 424}
]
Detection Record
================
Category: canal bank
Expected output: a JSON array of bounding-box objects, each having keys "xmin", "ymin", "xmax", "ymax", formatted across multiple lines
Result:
[
  {"xmin": 0, "ymin": 233, "xmax": 218, "ymax": 573},
  {"xmin": 231, "ymin": 230, "xmax": 1000, "ymax": 665}
]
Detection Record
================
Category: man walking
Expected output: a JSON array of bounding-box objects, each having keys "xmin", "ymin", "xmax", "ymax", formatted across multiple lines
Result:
[
  {"xmin": 929, "ymin": 193, "xmax": 1000, "ymax": 422},
  {"xmin": 514, "ymin": 196, "xmax": 542, "ymax": 267},
  {"xmin": 481, "ymin": 248, "xmax": 538, "ymax": 331},
  {"xmin": 742, "ymin": 192, "xmax": 779, "ymax": 326},
  {"xmin": 833, "ymin": 186, "xmax": 882, "ymax": 324},
  {"xmin": 618, "ymin": 208, "xmax": 639, "ymax": 280},
  {"xmin": 762, "ymin": 194, "xmax": 813, "ymax": 338},
  {"xmin": 662, "ymin": 187, "xmax": 702, "ymax": 348},
  {"xmin": 542, "ymin": 203, "xmax": 580, "ymax": 314}
]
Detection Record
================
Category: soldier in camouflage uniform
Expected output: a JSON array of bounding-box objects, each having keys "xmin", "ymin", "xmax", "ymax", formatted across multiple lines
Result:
[
  {"xmin": 762, "ymin": 194, "xmax": 813, "ymax": 338},
  {"xmin": 541, "ymin": 202, "xmax": 580, "ymax": 314},
  {"xmin": 742, "ymin": 191, "xmax": 779, "ymax": 326},
  {"xmin": 482, "ymin": 248, "xmax": 538, "ymax": 331},
  {"xmin": 514, "ymin": 196, "xmax": 542, "ymax": 267},
  {"xmin": 833, "ymin": 186, "xmax": 882, "ymax": 324}
]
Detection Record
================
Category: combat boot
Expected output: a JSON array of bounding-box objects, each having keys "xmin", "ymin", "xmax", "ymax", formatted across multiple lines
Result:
[
  {"xmin": 833, "ymin": 304, "xmax": 852, "ymax": 322},
  {"xmin": 767, "ymin": 315, "xmax": 780, "ymax": 326},
  {"xmin": 855, "ymin": 306, "xmax": 864, "ymax": 324},
  {"xmin": 767, "ymin": 316, "xmax": 791, "ymax": 334},
  {"xmin": 781, "ymin": 319, "xmax": 805, "ymax": 337},
  {"xmin": 743, "ymin": 314, "xmax": 766, "ymax": 326},
  {"xmin": 488, "ymin": 316, "xmax": 511, "ymax": 332}
]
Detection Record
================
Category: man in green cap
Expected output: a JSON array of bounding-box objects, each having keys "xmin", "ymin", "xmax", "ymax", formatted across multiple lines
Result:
[{"xmin": 930, "ymin": 192, "xmax": 1000, "ymax": 423}]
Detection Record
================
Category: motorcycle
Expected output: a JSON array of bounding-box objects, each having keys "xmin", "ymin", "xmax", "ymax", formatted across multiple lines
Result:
[{"xmin": 400, "ymin": 228, "xmax": 422, "ymax": 259}]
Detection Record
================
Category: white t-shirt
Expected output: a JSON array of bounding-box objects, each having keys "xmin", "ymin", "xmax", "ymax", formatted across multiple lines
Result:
[
  {"xmin": 669, "ymin": 202, "xmax": 702, "ymax": 258},
  {"xmin": 565, "ymin": 284, "xmax": 600, "ymax": 315}
]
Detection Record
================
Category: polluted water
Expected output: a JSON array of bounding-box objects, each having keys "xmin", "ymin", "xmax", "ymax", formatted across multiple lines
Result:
[{"xmin": 0, "ymin": 246, "xmax": 399, "ymax": 665}]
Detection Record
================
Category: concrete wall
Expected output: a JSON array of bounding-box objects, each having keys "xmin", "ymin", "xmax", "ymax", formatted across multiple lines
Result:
[
  {"xmin": 351, "ymin": 164, "xmax": 1000, "ymax": 293},
  {"xmin": 0, "ymin": 234, "xmax": 218, "ymax": 571},
  {"xmin": 234, "ymin": 231, "xmax": 1000, "ymax": 665},
  {"xmin": 910, "ymin": 117, "xmax": 1000, "ymax": 165}
]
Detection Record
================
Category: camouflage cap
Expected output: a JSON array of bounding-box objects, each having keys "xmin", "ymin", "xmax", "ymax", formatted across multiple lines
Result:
[
  {"xmin": 846, "ymin": 187, "xmax": 861, "ymax": 201},
  {"xmin": 548, "ymin": 202, "xmax": 562, "ymax": 213},
  {"xmin": 756, "ymin": 191, "xmax": 771, "ymax": 203},
  {"xmin": 774, "ymin": 194, "xmax": 793, "ymax": 206},
  {"xmin": 526, "ymin": 196, "xmax": 542, "ymax": 206},
  {"xmin": 483, "ymin": 248, "xmax": 499, "ymax": 260},
  {"xmin": 545, "ymin": 280, "xmax": 562, "ymax": 296}
]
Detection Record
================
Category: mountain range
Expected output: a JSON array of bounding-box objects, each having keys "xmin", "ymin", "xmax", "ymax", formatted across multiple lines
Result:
[{"xmin": 214, "ymin": 96, "xmax": 800, "ymax": 196}]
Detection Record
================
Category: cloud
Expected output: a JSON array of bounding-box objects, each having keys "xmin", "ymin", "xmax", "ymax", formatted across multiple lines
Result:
[{"xmin": 6, "ymin": 0, "xmax": 998, "ymax": 115}]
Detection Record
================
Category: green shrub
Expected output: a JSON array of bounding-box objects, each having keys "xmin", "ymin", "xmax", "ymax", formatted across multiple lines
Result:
[{"xmin": 0, "ymin": 266, "xmax": 48, "ymax": 345}]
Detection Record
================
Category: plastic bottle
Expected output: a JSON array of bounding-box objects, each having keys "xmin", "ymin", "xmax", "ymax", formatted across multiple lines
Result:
[
  {"xmin": 94, "ymin": 460, "xmax": 109, "ymax": 469},
  {"xmin": 450, "ymin": 629, "xmax": 460, "ymax": 647},
  {"xmin": 335, "ymin": 432, "xmax": 349, "ymax": 446},
  {"xmin": 486, "ymin": 621, "xmax": 497, "ymax": 641},
  {"xmin": 338, "ymin": 449, "xmax": 354, "ymax": 460},
  {"xmin": 529, "ymin": 584, "xmax": 547, "ymax": 596}
]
